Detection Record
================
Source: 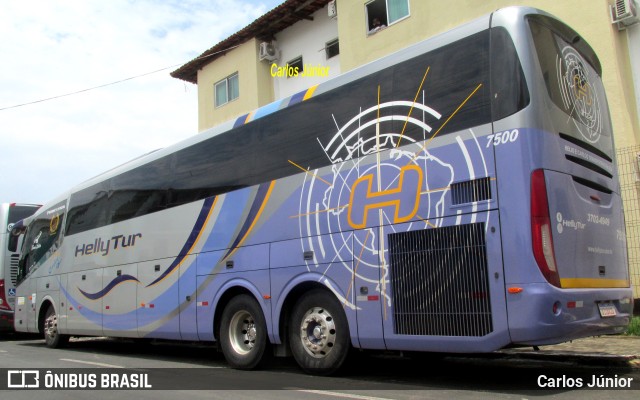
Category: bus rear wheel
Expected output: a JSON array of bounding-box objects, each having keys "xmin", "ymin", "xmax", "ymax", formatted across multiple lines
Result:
[
  {"xmin": 289, "ymin": 289, "xmax": 349, "ymax": 375},
  {"xmin": 219, "ymin": 294, "xmax": 270, "ymax": 370},
  {"xmin": 43, "ymin": 306, "xmax": 69, "ymax": 348}
]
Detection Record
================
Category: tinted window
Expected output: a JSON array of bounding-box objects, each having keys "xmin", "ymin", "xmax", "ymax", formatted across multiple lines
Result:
[
  {"xmin": 22, "ymin": 201, "xmax": 66, "ymax": 273},
  {"xmin": 490, "ymin": 27, "xmax": 530, "ymax": 120},
  {"xmin": 66, "ymin": 181, "xmax": 109, "ymax": 235},
  {"xmin": 7, "ymin": 205, "xmax": 39, "ymax": 227},
  {"xmin": 529, "ymin": 17, "xmax": 613, "ymax": 158},
  {"xmin": 66, "ymin": 30, "xmax": 492, "ymax": 235}
]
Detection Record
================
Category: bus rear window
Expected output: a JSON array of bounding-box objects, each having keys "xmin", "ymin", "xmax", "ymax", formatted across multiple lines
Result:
[{"xmin": 528, "ymin": 16, "xmax": 613, "ymax": 159}]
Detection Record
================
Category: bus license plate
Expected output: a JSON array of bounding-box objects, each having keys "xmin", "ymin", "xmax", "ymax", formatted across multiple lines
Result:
[{"xmin": 598, "ymin": 303, "xmax": 617, "ymax": 318}]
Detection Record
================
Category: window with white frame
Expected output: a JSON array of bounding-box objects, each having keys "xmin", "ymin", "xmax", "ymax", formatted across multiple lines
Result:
[
  {"xmin": 214, "ymin": 72, "xmax": 239, "ymax": 107},
  {"xmin": 366, "ymin": 0, "xmax": 410, "ymax": 35}
]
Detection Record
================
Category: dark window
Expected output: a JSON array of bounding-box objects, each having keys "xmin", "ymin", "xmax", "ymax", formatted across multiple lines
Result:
[
  {"xmin": 65, "ymin": 30, "xmax": 492, "ymax": 236},
  {"xmin": 287, "ymin": 56, "xmax": 303, "ymax": 78},
  {"xmin": 7, "ymin": 205, "xmax": 39, "ymax": 226},
  {"xmin": 528, "ymin": 16, "xmax": 612, "ymax": 158},
  {"xmin": 66, "ymin": 181, "xmax": 109, "ymax": 235},
  {"xmin": 326, "ymin": 38, "xmax": 339, "ymax": 59},
  {"xmin": 490, "ymin": 27, "xmax": 530, "ymax": 121},
  {"xmin": 109, "ymin": 156, "xmax": 172, "ymax": 223},
  {"xmin": 22, "ymin": 201, "xmax": 66, "ymax": 274}
]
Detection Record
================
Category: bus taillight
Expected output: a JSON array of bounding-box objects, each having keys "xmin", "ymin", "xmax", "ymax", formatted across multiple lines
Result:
[
  {"xmin": 0, "ymin": 280, "xmax": 10, "ymax": 311},
  {"xmin": 531, "ymin": 170, "xmax": 561, "ymax": 288}
]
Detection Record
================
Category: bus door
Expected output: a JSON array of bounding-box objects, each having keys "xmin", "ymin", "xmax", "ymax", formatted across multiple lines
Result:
[
  {"xmin": 65, "ymin": 268, "xmax": 104, "ymax": 336},
  {"xmin": 102, "ymin": 263, "xmax": 138, "ymax": 337},
  {"xmin": 14, "ymin": 272, "xmax": 37, "ymax": 333},
  {"xmin": 353, "ymin": 229, "xmax": 385, "ymax": 350},
  {"xmin": 178, "ymin": 255, "xmax": 198, "ymax": 340},
  {"xmin": 137, "ymin": 257, "xmax": 181, "ymax": 339}
]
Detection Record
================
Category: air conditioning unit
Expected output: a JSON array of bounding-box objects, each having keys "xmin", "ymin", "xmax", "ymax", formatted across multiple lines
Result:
[
  {"xmin": 611, "ymin": 0, "xmax": 640, "ymax": 30},
  {"xmin": 259, "ymin": 41, "xmax": 279, "ymax": 62},
  {"xmin": 328, "ymin": 0, "xmax": 337, "ymax": 18}
]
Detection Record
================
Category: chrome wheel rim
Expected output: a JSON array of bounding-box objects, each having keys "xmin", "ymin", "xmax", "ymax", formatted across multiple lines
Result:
[
  {"xmin": 299, "ymin": 307, "xmax": 336, "ymax": 358},
  {"xmin": 228, "ymin": 310, "xmax": 257, "ymax": 355},
  {"xmin": 45, "ymin": 312, "xmax": 58, "ymax": 340}
]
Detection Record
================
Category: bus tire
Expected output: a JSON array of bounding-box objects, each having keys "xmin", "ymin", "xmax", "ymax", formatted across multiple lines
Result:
[
  {"xmin": 219, "ymin": 294, "xmax": 270, "ymax": 370},
  {"xmin": 289, "ymin": 289, "xmax": 350, "ymax": 375},
  {"xmin": 43, "ymin": 306, "xmax": 69, "ymax": 348}
]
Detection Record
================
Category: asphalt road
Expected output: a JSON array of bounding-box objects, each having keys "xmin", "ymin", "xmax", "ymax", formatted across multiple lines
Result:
[{"xmin": 0, "ymin": 333, "xmax": 638, "ymax": 399}]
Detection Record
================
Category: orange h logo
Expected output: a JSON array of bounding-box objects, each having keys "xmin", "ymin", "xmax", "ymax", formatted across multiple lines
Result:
[
  {"xmin": 573, "ymin": 74, "xmax": 592, "ymax": 106},
  {"xmin": 347, "ymin": 165, "xmax": 423, "ymax": 230}
]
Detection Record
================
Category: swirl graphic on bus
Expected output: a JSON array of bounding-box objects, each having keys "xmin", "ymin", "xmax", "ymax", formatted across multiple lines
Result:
[
  {"xmin": 296, "ymin": 94, "xmax": 491, "ymax": 308},
  {"xmin": 556, "ymin": 46, "xmax": 603, "ymax": 144}
]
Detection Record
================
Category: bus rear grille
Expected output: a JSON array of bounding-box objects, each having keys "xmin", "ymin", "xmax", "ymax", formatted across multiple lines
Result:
[
  {"xmin": 10, "ymin": 254, "xmax": 19, "ymax": 286},
  {"xmin": 451, "ymin": 178, "xmax": 492, "ymax": 205},
  {"xmin": 389, "ymin": 223, "xmax": 493, "ymax": 337}
]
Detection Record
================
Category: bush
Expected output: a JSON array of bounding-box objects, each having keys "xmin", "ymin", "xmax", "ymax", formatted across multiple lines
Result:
[{"xmin": 625, "ymin": 317, "xmax": 640, "ymax": 336}]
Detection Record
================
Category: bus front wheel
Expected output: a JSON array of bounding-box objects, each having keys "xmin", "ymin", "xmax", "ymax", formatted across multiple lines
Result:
[
  {"xmin": 289, "ymin": 289, "xmax": 350, "ymax": 375},
  {"xmin": 43, "ymin": 306, "xmax": 69, "ymax": 348},
  {"xmin": 219, "ymin": 294, "xmax": 270, "ymax": 370}
]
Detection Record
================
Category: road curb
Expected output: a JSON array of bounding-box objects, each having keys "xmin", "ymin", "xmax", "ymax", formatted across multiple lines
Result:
[{"xmin": 496, "ymin": 351, "xmax": 639, "ymax": 368}]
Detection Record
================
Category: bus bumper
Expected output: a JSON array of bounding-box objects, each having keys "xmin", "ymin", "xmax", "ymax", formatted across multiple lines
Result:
[{"xmin": 506, "ymin": 283, "xmax": 633, "ymax": 346}]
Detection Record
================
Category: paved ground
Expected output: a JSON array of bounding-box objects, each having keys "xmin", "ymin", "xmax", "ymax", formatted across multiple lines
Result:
[
  {"xmin": 2, "ymin": 334, "xmax": 639, "ymax": 397},
  {"xmin": 499, "ymin": 335, "xmax": 640, "ymax": 368}
]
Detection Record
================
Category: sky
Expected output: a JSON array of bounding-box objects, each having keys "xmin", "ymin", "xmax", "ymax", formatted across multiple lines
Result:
[{"xmin": 0, "ymin": 0, "xmax": 282, "ymax": 205}]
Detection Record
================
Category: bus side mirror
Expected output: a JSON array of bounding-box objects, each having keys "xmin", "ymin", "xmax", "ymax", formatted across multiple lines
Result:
[{"xmin": 8, "ymin": 226, "xmax": 26, "ymax": 253}]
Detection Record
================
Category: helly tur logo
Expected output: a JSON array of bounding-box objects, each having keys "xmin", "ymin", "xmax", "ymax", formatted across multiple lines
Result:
[
  {"xmin": 556, "ymin": 212, "xmax": 586, "ymax": 234},
  {"xmin": 347, "ymin": 165, "xmax": 423, "ymax": 229}
]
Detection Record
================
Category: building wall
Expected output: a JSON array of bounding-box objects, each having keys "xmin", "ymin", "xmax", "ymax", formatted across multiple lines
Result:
[
  {"xmin": 197, "ymin": 38, "xmax": 273, "ymax": 132},
  {"xmin": 337, "ymin": 0, "xmax": 639, "ymax": 148},
  {"xmin": 272, "ymin": 5, "xmax": 340, "ymax": 99},
  {"xmin": 196, "ymin": 6, "xmax": 339, "ymax": 132}
]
